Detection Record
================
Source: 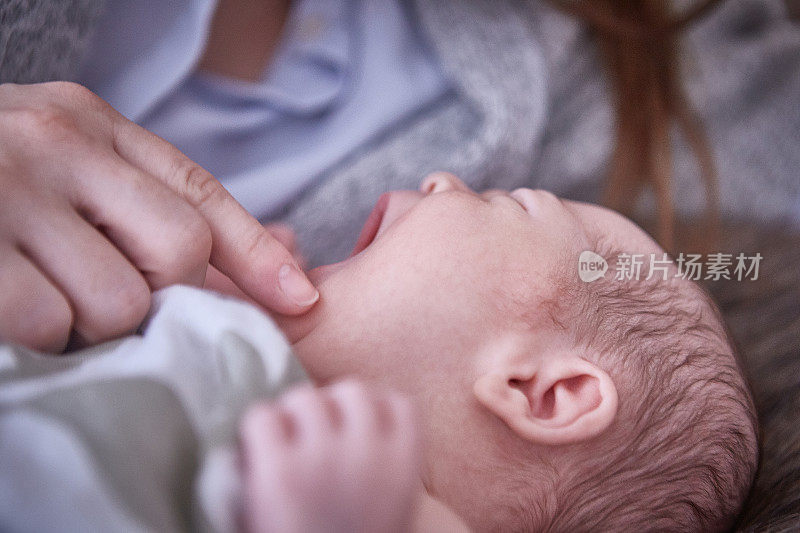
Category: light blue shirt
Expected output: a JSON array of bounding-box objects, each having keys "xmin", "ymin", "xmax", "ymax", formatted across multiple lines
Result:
[{"xmin": 79, "ymin": 0, "xmax": 452, "ymax": 219}]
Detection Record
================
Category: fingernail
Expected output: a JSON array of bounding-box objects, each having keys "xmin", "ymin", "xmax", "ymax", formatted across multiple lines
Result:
[{"xmin": 278, "ymin": 264, "xmax": 319, "ymax": 307}]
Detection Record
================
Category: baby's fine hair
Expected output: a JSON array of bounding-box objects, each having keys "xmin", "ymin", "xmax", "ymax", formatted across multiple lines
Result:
[{"xmin": 496, "ymin": 250, "xmax": 759, "ymax": 532}]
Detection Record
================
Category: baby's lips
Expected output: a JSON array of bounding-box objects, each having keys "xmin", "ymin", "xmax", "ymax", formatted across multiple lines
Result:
[
  {"xmin": 352, "ymin": 189, "xmax": 429, "ymax": 258},
  {"xmin": 351, "ymin": 193, "xmax": 391, "ymax": 257}
]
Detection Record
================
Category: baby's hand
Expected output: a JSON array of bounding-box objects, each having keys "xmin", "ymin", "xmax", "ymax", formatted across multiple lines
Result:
[{"xmin": 238, "ymin": 381, "xmax": 420, "ymax": 533}]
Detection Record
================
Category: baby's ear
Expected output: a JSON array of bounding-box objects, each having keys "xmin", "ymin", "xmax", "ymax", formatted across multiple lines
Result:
[{"xmin": 473, "ymin": 355, "xmax": 617, "ymax": 445}]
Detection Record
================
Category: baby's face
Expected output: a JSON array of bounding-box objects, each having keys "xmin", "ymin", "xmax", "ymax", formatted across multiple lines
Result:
[
  {"xmin": 279, "ymin": 174, "xmax": 752, "ymax": 530},
  {"xmin": 286, "ymin": 173, "xmax": 662, "ymax": 391},
  {"xmin": 279, "ymin": 173, "xmax": 665, "ymax": 520}
]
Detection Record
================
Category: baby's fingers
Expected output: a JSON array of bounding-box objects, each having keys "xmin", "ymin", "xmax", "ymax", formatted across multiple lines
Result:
[
  {"xmin": 328, "ymin": 380, "xmax": 412, "ymax": 433},
  {"xmin": 328, "ymin": 381, "xmax": 420, "ymax": 464},
  {"xmin": 328, "ymin": 381, "xmax": 420, "ymax": 530},
  {"xmin": 278, "ymin": 385, "xmax": 341, "ymax": 443},
  {"xmin": 240, "ymin": 403, "xmax": 295, "ymax": 459},
  {"xmin": 239, "ymin": 403, "xmax": 298, "ymax": 533}
]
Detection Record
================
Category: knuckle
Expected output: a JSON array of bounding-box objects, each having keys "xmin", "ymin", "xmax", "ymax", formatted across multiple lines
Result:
[
  {"xmin": 265, "ymin": 223, "xmax": 295, "ymax": 246},
  {"xmin": 14, "ymin": 298, "xmax": 73, "ymax": 352},
  {"xmin": 335, "ymin": 380, "xmax": 376, "ymax": 412},
  {"xmin": 113, "ymin": 280, "xmax": 151, "ymax": 331},
  {"xmin": 10, "ymin": 105, "xmax": 80, "ymax": 142},
  {"xmin": 154, "ymin": 209, "xmax": 212, "ymax": 277},
  {"xmin": 178, "ymin": 209, "xmax": 213, "ymax": 258},
  {"xmin": 31, "ymin": 309, "xmax": 73, "ymax": 352},
  {"xmin": 46, "ymin": 81, "xmax": 90, "ymax": 96},
  {"xmin": 243, "ymin": 227, "xmax": 283, "ymax": 265},
  {"xmin": 280, "ymin": 384, "xmax": 317, "ymax": 408},
  {"xmin": 171, "ymin": 161, "xmax": 221, "ymax": 207},
  {"xmin": 4, "ymin": 83, "xmax": 101, "ymax": 142},
  {"xmin": 46, "ymin": 81, "xmax": 99, "ymax": 107},
  {"xmin": 332, "ymin": 379, "xmax": 367, "ymax": 398},
  {"xmin": 93, "ymin": 277, "xmax": 151, "ymax": 338}
]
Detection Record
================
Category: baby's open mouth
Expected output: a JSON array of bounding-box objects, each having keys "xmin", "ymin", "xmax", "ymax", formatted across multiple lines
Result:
[
  {"xmin": 349, "ymin": 190, "xmax": 426, "ymax": 258},
  {"xmin": 309, "ymin": 190, "xmax": 423, "ymax": 282},
  {"xmin": 349, "ymin": 193, "xmax": 391, "ymax": 257}
]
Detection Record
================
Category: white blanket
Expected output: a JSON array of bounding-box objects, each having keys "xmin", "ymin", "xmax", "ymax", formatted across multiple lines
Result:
[{"xmin": 0, "ymin": 286, "xmax": 307, "ymax": 533}]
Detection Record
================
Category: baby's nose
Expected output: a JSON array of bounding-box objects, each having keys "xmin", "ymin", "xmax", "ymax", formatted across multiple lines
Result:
[{"xmin": 420, "ymin": 171, "xmax": 471, "ymax": 194}]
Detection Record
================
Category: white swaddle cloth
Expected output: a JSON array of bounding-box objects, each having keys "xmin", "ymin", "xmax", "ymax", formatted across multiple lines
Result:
[{"xmin": 0, "ymin": 286, "xmax": 307, "ymax": 533}]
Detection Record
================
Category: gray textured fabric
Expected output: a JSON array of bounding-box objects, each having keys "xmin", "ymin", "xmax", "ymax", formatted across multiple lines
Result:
[
  {"xmin": 522, "ymin": 0, "xmax": 800, "ymax": 224},
  {"xmin": 0, "ymin": 0, "xmax": 105, "ymax": 83}
]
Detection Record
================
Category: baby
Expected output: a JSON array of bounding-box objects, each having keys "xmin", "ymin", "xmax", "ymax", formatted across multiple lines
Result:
[
  {"xmin": 0, "ymin": 172, "xmax": 757, "ymax": 532},
  {"xmin": 245, "ymin": 172, "xmax": 758, "ymax": 531}
]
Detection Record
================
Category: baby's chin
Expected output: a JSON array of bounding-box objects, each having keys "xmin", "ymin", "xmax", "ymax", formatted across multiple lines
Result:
[{"xmin": 307, "ymin": 260, "xmax": 348, "ymax": 286}]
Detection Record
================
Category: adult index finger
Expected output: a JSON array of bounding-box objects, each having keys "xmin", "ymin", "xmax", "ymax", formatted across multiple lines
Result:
[{"xmin": 110, "ymin": 114, "xmax": 318, "ymax": 314}]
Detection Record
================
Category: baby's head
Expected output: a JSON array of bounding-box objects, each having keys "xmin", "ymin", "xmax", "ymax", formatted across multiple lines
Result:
[{"xmin": 281, "ymin": 172, "xmax": 758, "ymax": 531}]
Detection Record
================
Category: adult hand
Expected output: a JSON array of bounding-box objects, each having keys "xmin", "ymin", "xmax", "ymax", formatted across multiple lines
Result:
[
  {"xmin": 239, "ymin": 381, "xmax": 420, "ymax": 533},
  {"xmin": 204, "ymin": 223, "xmax": 307, "ymax": 303},
  {"xmin": 0, "ymin": 82, "xmax": 318, "ymax": 352}
]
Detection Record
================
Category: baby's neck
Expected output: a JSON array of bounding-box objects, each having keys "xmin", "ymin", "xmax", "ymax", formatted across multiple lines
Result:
[{"xmin": 413, "ymin": 491, "xmax": 471, "ymax": 533}]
